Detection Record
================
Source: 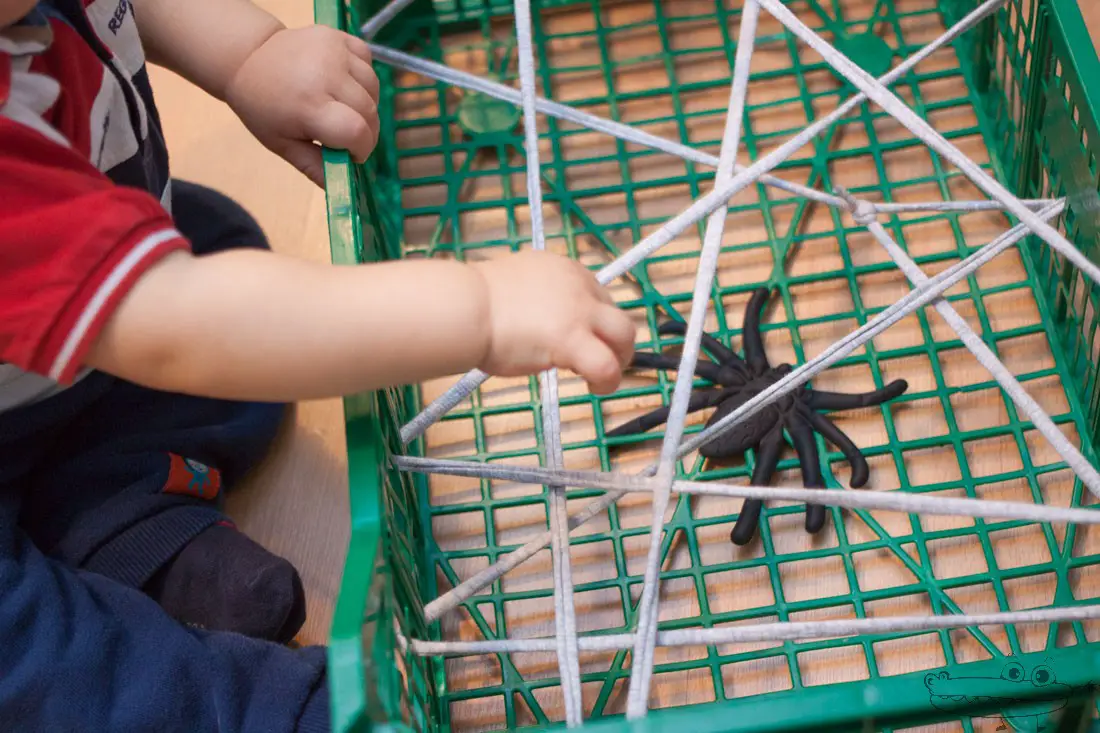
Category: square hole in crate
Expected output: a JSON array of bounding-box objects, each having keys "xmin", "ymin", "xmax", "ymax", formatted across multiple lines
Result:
[
  {"xmin": 801, "ymin": 318, "xmax": 864, "ymax": 362},
  {"xmin": 449, "ymin": 695, "xmax": 506, "ymax": 733},
  {"xmin": 873, "ymin": 633, "xmax": 948, "ymax": 677},
  {"xmin": 705, "ymin": 565, "xmax": 776, "ymax": 615},
  {"xmin": 790, "ymin": 278, "xmax": 857, "ymax": 322},
  {"xmin": 797, "ymin": 645, "xmax": 870, "ymax": 686},
  {"xmin": 997, "ymin": 332, "xmax": 1057, "ymax": 376},
  {"xmin": 569, "ymin": 539, "xmax": 622, "ymax": 587},
  {"xmin": 446, "ymin": 654, "xmax": 503, "ymax": 693},
  {"xmin": 891, "ymin": 396, "xmax": 950, "ymax": 441},
  {"xmin": 974, "ymin": 248, "xmax": 1028, "ymax": 289},
  {"xmin": 883, "ymin": 146, "xmax": 938, "ymax": 185},
  {"xmin": 864, "ymin": 592, "xmax": 935, "ymax": 619},
  {"xmin": 435, "ymin": 557, "xmax": 493, "ymax": 605},
  {"xmin": 984, "ymin": 289, "xmax": 1043, "ymax": 332},
  {"xmin": 767, "ymin": 510, "xmax": 840, "ymax": 556},
  {"xmin": 648, "ymin": 668, "xmax": 717, "ymax": 710},
  {"xmin": 493, "ymin": 501, "xmax": 547, "ymax": 549},
  {"xmin": 853, "ymin": 544, "xmax": 921, "ymax": 592},
  {"xmin": 657, "ymin": 575, "xmax": 706, "ymax": 624},
  {"xmin": 787, "ymin": 235, "xmax": 847, "ymax": 278},
  {"xmin": 551, "ymin": 69, "xmax": 608, "ymax": 103},
  {"xmin": 847, "ymin": 228, "xmax": 894, "ymax": 267},
  {"xmin": 458, "ymin": 206, "xmax": 514, "ymax": 246},
  {"xmin": 717, "ymin": 246, "xmax": 775, "ymax": 288},
  {"xmin": 424, "ymin": 418, "xmax": 477, "ymax": 459},
  {"xmin": 778, "ymin": 555, "xmax": 850, "ymax": 603},
  {"xmin": 990, "ymin": 524, "xmax": 1054, "ymax": 571},
  {"xmin": 873, "ymin": 313, "xmax": 926, "ymax": 352},
  {"xmin": 857, "ymin": 268, "xmax": 914, "ymax": 311},
  {"xmin": 938, "ymin": 345, "xmax": 987, "ymax": 388},
  {"xmin": 721, "ymin": 655, "xmax": 794, "ymax": 698},
  {"xmin": 697, "ymin": 519, "xmax": 761, "ymax": 566},
  {"xmin": 674, "ymin": 49, "xmax": 731, "ymax": 85},
  {"xmin": 721, "ymin": 208, "xmax": 773, "ymax": 250},
  {"xmin": 881, "ymin": 354, "xmax": 938, "ymax": 394},
  {"xmin": 1003, "ymin": 571, "xmax": 1058, "ymax": 611},
  {"xmin": 963, "ymin": 433, "xmax": 1025, "ymax": 478},
  {"xmin": 950, "ymin": 388, "xmax": 1011, "ymax": 433},
  {"xmin": 832, "ymin": 153, "xmax": 884, "ymax": 191},
  {"xmin": 1070, "ymin": 563, "xmax": 1100, "ymax": 603},
  {"xmin": 928, "ymin": 534, "xmax": 989, "ymax": 579},
  {"xmin": 899, "ymin": 444, "xmax": 964, "ymax": 486},
  {"xmin": 433, "ymin": 510, "xmax": 488, "ymax": 552},
  {"xmin": 902, "ymin": 218, "xmax": 959, "ymax": 258}
]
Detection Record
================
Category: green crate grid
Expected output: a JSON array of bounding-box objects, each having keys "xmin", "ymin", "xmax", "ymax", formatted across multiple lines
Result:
[
  {"xmin": 360, "ymin": 0, "xmax": 1100, "ymax": 728},
  {"xmin": 316, "ymin": 0, "xmax": 1100, "ymax": 726}
]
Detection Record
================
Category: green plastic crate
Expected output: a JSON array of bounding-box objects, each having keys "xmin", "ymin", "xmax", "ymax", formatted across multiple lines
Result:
[{"xmin": 317, "ymin": 0, "xmax": 1100, "ymax": 729}]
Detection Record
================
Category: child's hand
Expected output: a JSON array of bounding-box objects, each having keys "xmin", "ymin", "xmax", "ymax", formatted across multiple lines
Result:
[
  {"xmin": 471, "ymin": 251, "xmax": 635, "ymax": 395},
  {"xmin": 225, "ymin": 25, "xmax": 380, "ymax": 186}
]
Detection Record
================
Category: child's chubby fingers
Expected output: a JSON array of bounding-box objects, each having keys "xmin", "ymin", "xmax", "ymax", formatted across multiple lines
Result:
[
  {"xmin": 343, "ymin": 34, "xmax": 381, "ymax": 103},
  {"xmin": 592, "ymin": 304, "xmax": 635, "ymax": 368},
  {"xmin": 306, "ymin": 99, "xmax": 377, "ymax": 163},
  {"xmin": 561, "ymin": 333, "xmax": 626, "ymax": 396},
  {"xmin": 333, "ymin": 76, "xmax": 379, "ymax": 137},
  {"xmin": 349, "ymin": 56, "xmax": 381, "ymax": 104}
]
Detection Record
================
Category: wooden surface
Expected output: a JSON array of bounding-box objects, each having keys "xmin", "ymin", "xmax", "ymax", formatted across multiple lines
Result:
[{"xmin": 149, "ymin": 0, "xmax": 1100, "ymax": 683}]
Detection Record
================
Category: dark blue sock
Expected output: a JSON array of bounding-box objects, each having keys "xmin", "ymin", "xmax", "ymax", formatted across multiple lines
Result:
[{"xmin": 145, "ymin": 523, "xmax": 306, "ymax": 643}]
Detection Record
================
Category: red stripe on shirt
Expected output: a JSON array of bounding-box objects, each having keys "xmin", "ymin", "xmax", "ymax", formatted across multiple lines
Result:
[{"xmin": 0, "ymin": 116, "xmax": 191, "ymax": 384}]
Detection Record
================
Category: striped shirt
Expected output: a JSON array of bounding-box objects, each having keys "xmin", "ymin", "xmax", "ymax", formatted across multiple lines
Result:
[{"xmin": 0, "ymin": 0, "xmax": 188, "ymax": 413}]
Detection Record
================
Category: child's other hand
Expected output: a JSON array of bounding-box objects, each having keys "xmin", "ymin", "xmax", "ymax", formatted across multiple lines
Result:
[
  {"xmin": 225, "ymin": 25, "xmax": 380, "ymax": 187},
  {"xmin": 471, "ymin": 251, "xmax": 635, "ymax": 395}
]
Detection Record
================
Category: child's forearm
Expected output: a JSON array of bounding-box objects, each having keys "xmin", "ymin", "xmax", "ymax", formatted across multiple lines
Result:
[
  {"xmin": 132, "ymin": 0, "xmax": 284, "ymax": 100},
  {"xmin": 87, "ymin": 250, "xmax": 492, "ymax": 402}
]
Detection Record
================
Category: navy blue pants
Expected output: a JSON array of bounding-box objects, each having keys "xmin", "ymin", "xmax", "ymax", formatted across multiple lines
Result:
[{"xmin": 0, "ymin": 181, "xmax": 329, "ymax": 732}]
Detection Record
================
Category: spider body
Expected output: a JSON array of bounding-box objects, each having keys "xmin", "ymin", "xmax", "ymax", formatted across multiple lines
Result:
[{"xmin": 607, "ymin": 287, "xmax": 908, "ymax": 545}]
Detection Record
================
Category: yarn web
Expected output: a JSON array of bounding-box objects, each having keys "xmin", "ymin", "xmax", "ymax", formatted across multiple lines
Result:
[{"xmin": 359, "ymin": 0, "xmax": 1100, "ymax": 723}]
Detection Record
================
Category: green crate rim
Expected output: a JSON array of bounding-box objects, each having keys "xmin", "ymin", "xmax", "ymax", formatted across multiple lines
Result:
[{"xmin": 316, "ymin": 0, "xmax": 1100, "ymax": 730}]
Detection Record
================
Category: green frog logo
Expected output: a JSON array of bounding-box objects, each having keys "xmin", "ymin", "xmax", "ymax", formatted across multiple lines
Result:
[{"xmin": 924, "ymin": 660, "xmax": 1081, "ymax": 731}]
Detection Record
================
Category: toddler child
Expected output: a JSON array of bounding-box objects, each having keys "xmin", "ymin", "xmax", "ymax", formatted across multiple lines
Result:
[{"xmin": 0, "ymin": 0, "xmax": 634, "ymax": 729}]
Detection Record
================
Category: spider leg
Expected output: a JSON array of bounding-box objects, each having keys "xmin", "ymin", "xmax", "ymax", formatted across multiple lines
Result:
[
  {"xmin": 784, "ymin": 411, "xmax": 828, "ymax": 534},
  {"xmin": 656, "ymin": 320, "xmax": 749, "ymax": 374},
  {"xmin": 805, "ymin": 379, "xmax": 909, "ymax": 411},
  {"xmin": 742, "ymin": 287, "xmax": 772, "ymax": 372},
  {"xmin": 730, "ymin": 426, "xmax": 784, "ymax": 546},
  {"xmin": 630, "ymin": 351, "xmax": 743, "ymax": 387},
  {"xmin": 605, "ymin": 387, "xmax": 731, "ymax": 438},
  {"xmin": 798, "ymin": 404, "xmax": 870, "ymax": 487}
]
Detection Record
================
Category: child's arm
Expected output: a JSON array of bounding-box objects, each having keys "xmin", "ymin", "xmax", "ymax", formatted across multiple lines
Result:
[
  {"xmin": 87, "ymin": 247, "xmax": 635, "ymax": 402},
  {"xmin": 132, "ymin": 0, "xmax": 380, "ymax": 185},
  {"xmin": 1, "ymin": 118, "xmax": 632, "ymax": 405}
]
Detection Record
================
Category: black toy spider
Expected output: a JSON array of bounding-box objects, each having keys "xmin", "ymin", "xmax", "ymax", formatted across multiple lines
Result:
[{"xmin": 607, "ymin": 287, "xmax": 909, "ymax": 545}]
